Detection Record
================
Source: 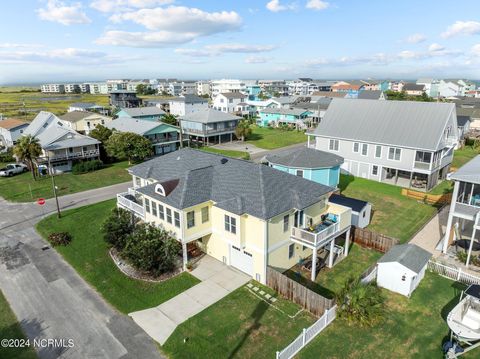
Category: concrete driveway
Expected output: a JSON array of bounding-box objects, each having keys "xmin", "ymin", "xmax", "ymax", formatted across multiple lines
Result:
[
  {"xmin": 129, "ymin": 256, "xmax": 250, "ymax": 345},
  {"xmin": 0, "ymin": 183, "xmax": 161, "ymax": 359}
]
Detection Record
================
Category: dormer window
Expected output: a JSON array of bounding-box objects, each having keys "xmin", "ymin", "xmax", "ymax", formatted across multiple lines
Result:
[
  {"xmin": 155, "ymin": 183, "xmax": 167, "ymax": 196},
  {"xmin": 154, "ymin": 179, "xmax": 179, "ymax": 197}
]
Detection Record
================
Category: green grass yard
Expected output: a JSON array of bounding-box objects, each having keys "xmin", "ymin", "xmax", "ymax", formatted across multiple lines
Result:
[
  {"xmin": 300, "ymin": 272, "xmax": 473, "ymax": 359},
  {"xmin": 163, "ymin": 283, "xmax": 315, "ymax": 359},
  {"xmin": 0, "ymin": 290, "xmax": 37, "ymax": 359},
  {"xmin": 36, "ymin": 199, "xmax": 199, "ymax": 314},
  {"xmin": 198, "ymin": 146, "xmax": 250, "ymax": 159},
  {"xmin": 452, "ymin": 145, "xmax": 479, "ymax": 169},
  {"xmin": 246, "ymin": 126, "xmax": 307, "ymax": 149},
  {"xmin": 0, "ymin": 161, "xmax": 131, "ymax": 202}
]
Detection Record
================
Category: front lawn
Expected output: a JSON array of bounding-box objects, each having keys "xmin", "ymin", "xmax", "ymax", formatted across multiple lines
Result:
[
  {"xmin": 246, "ymin": 126, "xmax": 307, "ymax": 149},
  {"xmin": 0, "ymin": 290, "xmax": 37, "ymax": 359},
  {"xmin": 339, "ymin": 175, "xmax": 437, "ymax": 242},
  {"xmin": 0, "ymin": 161, "xmax": 131, "ymax": 202},
  {"xmin": 36, "ymin": 199, "xmax": 199, "ymax": 314},
  {"xmin": 300, "ymin": 272, "xmax": 469, "ymax": 359},
  {"xmin": 198, "ymin": 147, "xmax": 250, "ymax": 159},
  {"xmin": 452, "ymin": 145, "xmax": 478, "ymax": 169},
  {"xmin": 163, "ymin": 282, "xmax": 315, "ymax": 358}
]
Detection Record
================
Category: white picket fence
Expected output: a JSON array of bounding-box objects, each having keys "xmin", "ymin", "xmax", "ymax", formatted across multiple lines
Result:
[
  {"xmin": 360, "ymin": 265, "xmax": 378, "ymax": 284},
  {"xmin": 428, "ymin": 260, "xmax": 480, "ymax": 285},
  {"xmin": 276, "ymin": 306, "xmax": 336, "ymax": 359}
]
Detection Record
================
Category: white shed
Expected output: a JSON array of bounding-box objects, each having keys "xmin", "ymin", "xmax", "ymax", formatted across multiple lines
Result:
[
  {"xmin": 329, "ymin": 194, "xmax": 371, "ymax": 228},
  {"xmin": 376, "ymin": 244, "xmax": 432, "ymax": 297}
]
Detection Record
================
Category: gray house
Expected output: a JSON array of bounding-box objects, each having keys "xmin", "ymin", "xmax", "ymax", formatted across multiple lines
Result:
[{"xmin": 308, "ymin": 99, "xmax": 459, "ymax": 191}]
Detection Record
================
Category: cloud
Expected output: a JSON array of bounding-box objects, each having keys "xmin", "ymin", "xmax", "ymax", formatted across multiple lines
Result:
[
  {"xmin": 0, "ymin": 43, "xmax": 44, "ymax": 49},
  {"xmin": 471, "ymin": 44, "xmax": 480, "ymax": 56},
  {"xmin": 96, "ymin": 31, "xmax": 197, "ymax": 47},
  {"xmin": 405, "ymin": 33, "xmax": 426, "ymax": 44},
  {"xmin": 37, "ymin": 0, "xmax": 91, "ymax": 25},
  {"xmin": 428, "ymin": 43, "xmax": 445, "ymax": 52},
  {"xmin": 175, "ymin": 43, "xmax": 277, "ymax": 57},
  {"xmin": 266, "ymin": 0, "xmax": 296, "ymax": 12},
  {"xmin": 305, "ymin": 0, "xmax": 329, "ymax": 11},
  {"xmin": 245, "ymin": 56, "xmax": 271, "ymax": 64},
  {"xmin": 442, "ymin": 20, "xmax": 480, "ymax": 38},
  {"xmin": 90, "ymin": 0, "xmax": 174, "ymax": 13}
]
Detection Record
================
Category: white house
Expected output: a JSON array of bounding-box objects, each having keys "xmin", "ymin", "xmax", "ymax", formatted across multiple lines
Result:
[
  {"xmin": 196, "ymin": 81, "xmax": 211, "ymax": 97},
  {"xmin": 210, "ymin": 79, "xmax": 245, "ymax": 98},
  {"xmin": 376, "ymin": 244, "xmax": 432, "ymax": 297},
  {"xmin": 40, "ymin": 84, "xmax": 65, "ymax": 93},
  {"xmin": 212, "ymin": 93, "xmax": 248, "ymax": 114},
  {"xmin": 0, "ymin": 118, "xmax": 29, "ymax": 148},
  {"xmin": 169, "ymin": 94, "xmax": 209, "ymax": 116}
]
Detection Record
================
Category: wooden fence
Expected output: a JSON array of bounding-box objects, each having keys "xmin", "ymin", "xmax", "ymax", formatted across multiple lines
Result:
[
  {"xmin": 352, "ymin": 227, "xmax": 399, "ymax": 253},
  {"xmin": 266, "ymin": 267, "xmax": 334, "ymax": 317},
  {"xmin": 401, "ymin": 188, "xmax": 452, "ymax": 205}
]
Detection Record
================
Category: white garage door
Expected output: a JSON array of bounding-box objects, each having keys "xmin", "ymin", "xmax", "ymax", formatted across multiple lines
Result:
[{"xmin": 230, "ymin": 245, "xmax": 253, "ymax": 276}]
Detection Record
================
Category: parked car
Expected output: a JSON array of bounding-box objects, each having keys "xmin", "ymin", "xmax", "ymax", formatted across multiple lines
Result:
[{"xmin": 0, "ymin": 163, "xmax": 28, "ymax": 177}]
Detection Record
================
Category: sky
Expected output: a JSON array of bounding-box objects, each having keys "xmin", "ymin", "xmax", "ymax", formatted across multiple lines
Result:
[{"xmin": 1, "ymin": 0, "xmax": 480, "ymax": 84}]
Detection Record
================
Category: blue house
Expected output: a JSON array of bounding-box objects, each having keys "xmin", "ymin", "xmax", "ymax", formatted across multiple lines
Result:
[
  {"xmin": 265, "ymin": 147, "xmax": 344, "ymax": 187},
  {"xmin": 258, "ymin": 108, "xmax": 312, "ymax": 127},
  {"xmin": 116, "ymin": 106, "xmax": 166, "ymax": 122},
  {"xmin": 246, "ymin": 85, "xmax": 262, "ymax": 101}
]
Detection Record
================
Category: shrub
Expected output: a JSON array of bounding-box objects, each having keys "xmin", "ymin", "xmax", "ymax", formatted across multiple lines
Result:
[
  {"xmin": 0, "ymin": 148, "xmax": 15, "ymax": 162},
  {"xmin": 72, "ymin": 160, "xmax": 103, "ymax": 174},
  {"xmin": 101, "ymin": 207, "xmax": 137, "ymax": 251},
  {"xmin": 48, "ymin": 232, "xmax": 72, "ymax": 246}
]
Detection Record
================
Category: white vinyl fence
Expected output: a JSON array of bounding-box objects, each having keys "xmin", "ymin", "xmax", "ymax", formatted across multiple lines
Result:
[
  {"xmin": 428, "ymin": 260, "xmax": 480, "ymax": 285},
  {"xmin": 360, "ymin": 265, "xmax": 378, "ymax": 284},
  {"xmin": 276, "ymin": 306, "xmax": 336, "ymax": 359}
]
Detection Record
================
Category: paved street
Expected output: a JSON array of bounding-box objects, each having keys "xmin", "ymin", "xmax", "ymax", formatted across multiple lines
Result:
[{"xmin": 0, "ymin": 182, "xmax": 163, "ymax": 359}]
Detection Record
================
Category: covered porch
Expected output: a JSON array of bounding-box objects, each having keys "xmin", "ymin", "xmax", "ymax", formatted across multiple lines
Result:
[{"xmin": 381, "ymin": 167, "xmax": 442, "ymax": 191}]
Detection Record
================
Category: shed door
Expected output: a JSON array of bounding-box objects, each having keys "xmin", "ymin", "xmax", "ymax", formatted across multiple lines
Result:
[{"xmin": 230, "ymin": 245, "xmax": 253, "ymax": 276}]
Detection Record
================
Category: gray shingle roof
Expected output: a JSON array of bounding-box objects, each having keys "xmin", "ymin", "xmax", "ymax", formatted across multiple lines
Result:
[
  {"xmin": 260, "ymin": 108, "xmax": 310, "ymax": 116},
  {"xmin": 329, "ymin": 194, "xmax": 368, "ymax": 213},
  {"xmin": 450, "ymin": 155, "xmax": 480, "ymax": 184},
  {"xmin": 120, "ymin": 106, "xmax": 165, "ymax": 117},
  {"xmin": 180, "ymin": 109, "xmax": 241, "ymax": 124},
  {"xmin": 378, "ymin": 244, "xmax": 432, "ymax": 273},
  {"xmin": 169, "ymin": 94, "xmax": 207, "ymax": 104},
  {"xmin": 106, "ymin": 117, "xmax": 170, "ymax": 135},
  {"xmin": 266, "ymin": 147, "xmax": 343, "ymax": 169},
  {"xmin": 457, "ymin": 115, "xmax": 471, "ymax": 127},
  {"xmin": 219, "ymin": 92, "xmax": 247, "ymax": 99},
  {"xmin": 357, "ymin": 90, "xmax": 386, "ymax": 100},
  {"xmin": 130, "ymin": 148, "xmax": 334, "ymax": 219},
  {"xmin": 313, "ymin": 99, "xmax": 456, "ymax": 151},
  {"xmin": 403, "ymin": 83, "xmax": 425, "ymax": 91}
]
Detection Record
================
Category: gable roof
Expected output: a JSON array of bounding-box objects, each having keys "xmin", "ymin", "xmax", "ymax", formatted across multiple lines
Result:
[
  {"xmin": 328, "ymin": 194, "xmax": 368, "ymax": 213},
  {"xmin": 457, "ymin": 115, "xmax": 471, "ymax": 127},
  {"xmin": 450, "ymin": 155, "xmax": 480, "ymax": 185},
  {"xmin": 130, "ymin": 148, "xmax": 334, "ymax": 220},
  {"xmin": 266, "ymin": 147, "xmax": 343, "ymax": 169},
  {"xmin": 403, "ymin": 83, "xmax": 425, "ymax": 91},
  {"xmin": 357, "ymin": 90, "xmax": 386, "ymax": 100},
  {"xmin": 0, "ymin": 118, "xmax": 28, "ymax": 130},
  {"xmin": 180, "ymin": 108, "xmax": 241, "ymax": 124},
  {"xmin": 23, "ymin": 111, "xmax": 59, "ymax": 138},
  {"xmin": 271, "ymin": 96, "xmax": 300, "ymax": 105},
  {"xmin": 219, "ymin": 92, "xmax": 247, "ymax": 99},
  {"xmin": 119, "ymin": 106, "xmax": 165, "ymax": 117},
  {"xmin": 169, "ymin": 94, "xmax": 207, "ymax": 104},
  {"xmin": 312, "ymin": 99, "xmax": 456, "ymax": 151},
  {"xmin": 378, "ymin": 244, "xmax": 432, "ymax": 273},
  {"xmin": 59, "ymin": 111, "xmax": 95, "ymax": 123},
  {"xmin": 106, "ymin": 117, "xmax": 175, "ymax": 135}
]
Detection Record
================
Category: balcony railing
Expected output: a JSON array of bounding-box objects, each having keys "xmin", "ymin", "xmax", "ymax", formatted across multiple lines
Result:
[
  {"xmin": 117, "ymin": 191, "xmax": 145, "ymax": 220},
  {"xmin": 49, "ymin": 149, "xmax": 100, "ymax": 161},
  {"xmin": 414, "ymin": 161, "xmax": 431, "ymax": 171},
  {"xmin": 183, "ymin": 126, "xmax": 237, "ymax": 135},
  {"xmin": 291, "ymin": 221, "xmax": 340, "ymax": 248}
]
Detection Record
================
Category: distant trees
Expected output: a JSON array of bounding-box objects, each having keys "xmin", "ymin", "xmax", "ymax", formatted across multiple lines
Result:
[
  {"xmin": 136, "ymin": 84, "xmax": 156, "ymax": 96},
  {"xmin": 258, "ymin": 91, "xmax": 270, "ymax": 100},
  {"xmin": 235, "ymin": 119, "xmax": 252, "ymax": 141},
  {"xmin": 13, "ymin": 135, "xmax": 42, "ymax": 180},
  {"xmin": 106, "ymin": 132, "xmax": 152, "ymax": 164},
  {"xmin": 385, "ymin": 90, "xmax": 434, "ymax": 102}
]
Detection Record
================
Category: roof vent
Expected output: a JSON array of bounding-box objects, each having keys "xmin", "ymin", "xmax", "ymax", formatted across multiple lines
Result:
[{"xmin": 221, "ymin": 158, "xmax": 228, "ymax": 164}]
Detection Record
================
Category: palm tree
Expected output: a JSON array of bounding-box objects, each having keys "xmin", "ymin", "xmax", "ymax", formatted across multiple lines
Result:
[
  {"xmin": 335, "ymin": 276, "xmax": 385, "ymax": 327},
  {"xmin": 235, "ymin": 120, "xmax": 252, "ymax": 141},
  {"xmin": 14, "ymin": 135, "xmax": 42, "ymax": 180}
]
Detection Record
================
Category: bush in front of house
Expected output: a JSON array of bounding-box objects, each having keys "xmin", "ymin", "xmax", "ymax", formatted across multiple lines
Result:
[
  {"xmin": 72, "ymin": 160, "xmax": 104, "ymax": 174},
  {"xmin": 122, "ymin": 223, "xmax": 180, "ymax": 276},
  {"xmin": 0, "ymin": 148, "xmax": 15, "ymax": 162},
  {"xmin": 48, "ymin": 232, "xmax": 72, "ymax": 246},
  {"xmin": 101, "ymin": 207, "xmax": 137, "ymax": 251}
]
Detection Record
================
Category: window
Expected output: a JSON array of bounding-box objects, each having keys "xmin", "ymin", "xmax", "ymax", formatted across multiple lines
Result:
[
  {"xmin": 145, "ymin": 198, "xmax": 150, "ymax": 213},
  {"xmin": 288, "ymin": 244, "xmax": 295, "ymax": 259},
  {"xmin": 174, "ymin": 212, "xmax": 180, "ymax": 228},
  {"xmin": 361, "ymin": 143, "xmax": 368, "ymax": 156},
  {"xmin": 134, "ymin": 176, "xmax": 141, "ymax": 188},
  {"xmin": 388, "ymin": 147, "xmax": 401, "ymax": 161},
  {"xmin": 159, "ymin": 204, "xmax": 165, "ymax": 220},
  {"xmin": 283, "ymin": 214, "xmax": 289, "ymax": 232},
  {"xmin": 294, "ymin": 210, "xmax": 304, "ymax": 227},
  {"xmin": 201, "ymin": 206, "xmax": 209, "ymax": 223},
  {"xmin": 187, "ymin": 211, "xmax": 195, "ymax": 228},
  {"xmin": 229, "ymin": 98, "xmax": 233, "ymax": 103},
  {"xmin": 372, "ymin": 165, "xmax": 378, "ymax": 176},
  {"xmin": 296, "ymin": 170, "xmax": 303, "ymax": 177},
  {"xmin": 225, "ymin": 215, "xmax": 237, "ymax": 234},
  {"xmin": 353, "ymin": 142, "xmax": 359, "ymax": 153},
  {"xmin": 152, "ymin": 201, "xmax": 157, "ymax": 216},
  {"xmin": 329, "ymin": 139, "xmax": 339, "ymax": 151},
  {"xmin": 375, "ymin": 145, "xmax": 382, "ymax": 158},
  {"xmin": 166, "ymin": 208, "xmax": 172, "ymax": 223}
]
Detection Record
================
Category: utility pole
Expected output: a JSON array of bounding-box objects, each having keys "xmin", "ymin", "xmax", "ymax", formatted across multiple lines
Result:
[{"xmin": 47, "ymin": 155, "xmax": 61, "ymax": 218}]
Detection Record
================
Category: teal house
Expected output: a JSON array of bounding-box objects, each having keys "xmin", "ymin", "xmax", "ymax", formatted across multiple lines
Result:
[
  {"xmin": 258, "ymin": 108, "xmax": 312, "ymax": 127},
  {"xmin": 115, "ymin": 106, "xmax": 166, "ymax": 122},
  {"xmin": 246, "ymin": 85, "xmax": 262, "ymax": 100},
  {"xmin": 265, "ymin": 147, "xmax": 344, "ymax": 187}
]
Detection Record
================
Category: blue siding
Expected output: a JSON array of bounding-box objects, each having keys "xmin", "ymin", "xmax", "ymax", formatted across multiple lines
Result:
[{"xmin": 271, "ymin": 164, "xmax": 340, "ymax": 187}]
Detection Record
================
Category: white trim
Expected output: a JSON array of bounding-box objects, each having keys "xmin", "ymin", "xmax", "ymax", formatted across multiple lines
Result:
[
  {"xmin": 361, "ymin": 143, "xmax": 368, "ymax": 157},
  {"xmin": 387, "ymin": 146, "xmax": 402, "ymax": 161},
  {"xmin": 375, "ymin": 145, "xmax": 382, "ymax": 159},
  {"xmin": 352, "ymin": 142, "xmax": 359, "ymax": 153}
]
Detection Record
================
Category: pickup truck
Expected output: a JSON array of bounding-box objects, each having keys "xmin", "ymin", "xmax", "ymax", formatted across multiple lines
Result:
[{"xmin": 0, "ymin": 163, "xmax": 28, "ymax": 177}]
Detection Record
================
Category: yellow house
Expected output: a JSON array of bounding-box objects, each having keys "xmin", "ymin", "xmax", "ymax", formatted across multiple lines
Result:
[
  {"xmin": 59, "ymin": 111, "xmax": 113, "ymax": 135},
  {"xmin": 117, "ymin": 148, "xmax": 352, "ymax": 284}
]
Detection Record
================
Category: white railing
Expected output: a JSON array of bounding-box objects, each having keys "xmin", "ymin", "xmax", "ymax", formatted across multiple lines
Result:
[
  {"xmin": 413, "ymin": 161, "xmax": 431, "ymax": 171},
  {"xmin": 117, "ymin": 192, "xmax": 145, "ymax": 220},
  {"xmin": 291, "ymin": 222, "xmax": 340, "ymax": 248},
  {"xmin": 428, "ymin": 260, "xmax": 480, "ymax": 285},
  {"xmin": 50, "ymin": 149, "xmax": 100, "ymax": 161},
  {"xmin": 276, "ymin": 306, "xmax": 336, "ymax": 359}
]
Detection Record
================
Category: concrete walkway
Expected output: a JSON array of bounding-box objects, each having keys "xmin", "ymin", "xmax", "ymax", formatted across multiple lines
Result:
[
  {"xmin": 409, "ymin": 205, "xmax": 450, "ymax": 256},
  {"xmin": 129, "ymin": 256, "xmax": 250, "ymax": 345}
]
